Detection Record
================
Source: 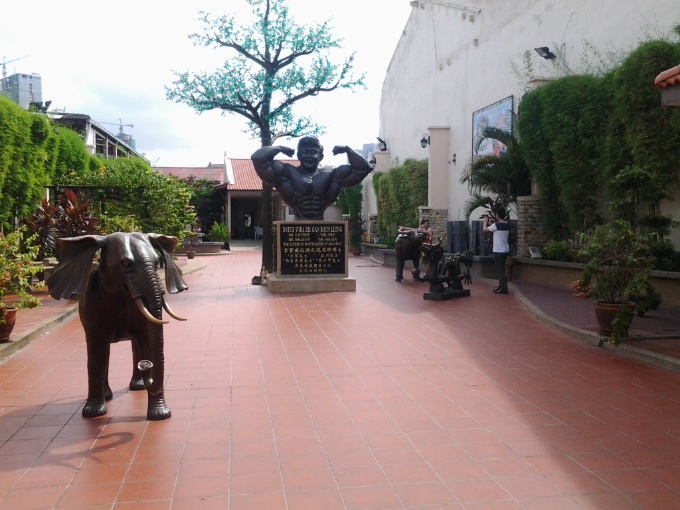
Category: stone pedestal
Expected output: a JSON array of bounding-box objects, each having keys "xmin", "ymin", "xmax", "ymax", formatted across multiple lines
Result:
[{"xmin": 265, "ymin": 274, "xmax": 356, "ymax": 293}]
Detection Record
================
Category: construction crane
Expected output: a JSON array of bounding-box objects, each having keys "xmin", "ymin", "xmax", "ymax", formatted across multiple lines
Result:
[
  {"xmin": 96, "ymin": 119, "xmax": 134, "ymax": 136},
  {"xmin": 1, "ymin": 55, "xmax": 29, "ymax": 81}
]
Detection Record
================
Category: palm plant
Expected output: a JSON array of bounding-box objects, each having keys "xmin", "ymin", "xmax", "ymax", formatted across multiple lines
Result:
[{"xmin": 459, "ymin": 120, "xmax": 531, "ymax": 221}]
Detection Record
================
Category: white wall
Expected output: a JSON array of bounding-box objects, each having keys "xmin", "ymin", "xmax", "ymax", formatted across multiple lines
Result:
[{"xmin": 379, "ymin": 0, "xmax": 680, "ymax": 244}]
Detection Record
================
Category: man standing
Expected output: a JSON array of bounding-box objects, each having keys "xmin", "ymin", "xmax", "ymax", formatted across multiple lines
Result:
[
  {"xmin": 483, "ymin": 207, "xmax": 511, "ymax": 294},
  {"xmin": 251, "ymin": 136, "xmax": 373, "ymax": 220}
]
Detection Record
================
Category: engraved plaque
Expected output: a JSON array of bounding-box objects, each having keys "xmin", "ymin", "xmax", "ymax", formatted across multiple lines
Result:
[{"xmin": 276, "ymin": 221, "xmax": 347, "ymax": 276}]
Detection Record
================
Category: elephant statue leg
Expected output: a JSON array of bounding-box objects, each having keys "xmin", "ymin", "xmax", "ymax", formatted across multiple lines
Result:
[
  {"xmin": 104, "ymin": 363, "xmax": 113, "ymax": 401},
  {"xmin": 148, "ymin": 393, "xmax": 171, "ymax": 421},
  {"xmin": 395, "ymin": 258, "xmax": 405, "ymax": 282},
  {"xmin": 83, "ymin": 342, "xmax": 110, "ymax": 418},
  {"xmin": 128, "ymin": 341, "xmax": 146, "ymax": 391}
]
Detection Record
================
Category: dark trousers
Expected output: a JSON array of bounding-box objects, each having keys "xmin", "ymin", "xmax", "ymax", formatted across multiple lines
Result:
[{"xmin": 493, "ymin": 252, "xmax": 509, "ymax": 290}]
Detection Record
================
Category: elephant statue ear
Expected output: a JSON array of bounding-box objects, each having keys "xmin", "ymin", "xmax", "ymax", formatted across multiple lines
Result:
[
  {"xmin": 147, "ymin": 234, "xmax": 189, "ymax": 294},
  {"xmin": 47, "ymin": 235, "xmax": 106, "ymax": 300}
]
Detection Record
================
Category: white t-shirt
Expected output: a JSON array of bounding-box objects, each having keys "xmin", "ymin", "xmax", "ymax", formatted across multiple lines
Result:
[{"xmin": 488, "ymin": 221, "xmax": 510, "ymax": 253}]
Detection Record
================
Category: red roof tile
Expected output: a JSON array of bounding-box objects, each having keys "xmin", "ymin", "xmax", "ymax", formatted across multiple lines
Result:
[
  {"xmin": 154, "ymin": 166, "xmax": 224, "ymax": 183},
  {"xmin": 227, "ymin": 159, "xmax": 262, "ymax": 191},
  {"xmin": 221, "ymin": 158, "xmax": 299, "ymax": 191},
  {"xmin": 655, "ymin": 64, "xmax": 680, "ymax": 89},
  {"xmin": 154, "ymin": 159, "xmax": 299, "ymax": 192}
]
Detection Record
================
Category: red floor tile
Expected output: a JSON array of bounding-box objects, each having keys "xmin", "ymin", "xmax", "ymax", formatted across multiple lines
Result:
[{"xmin": 1, "ymin": 251, "xmax": 680, "ymax": 509}]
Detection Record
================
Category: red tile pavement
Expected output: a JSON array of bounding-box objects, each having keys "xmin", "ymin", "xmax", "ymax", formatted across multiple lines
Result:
[{"xmin": 1, "ymin": 250, "xmax": 680, "ymax": 509}]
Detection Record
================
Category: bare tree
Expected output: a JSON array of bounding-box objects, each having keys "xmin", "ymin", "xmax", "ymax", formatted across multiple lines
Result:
[{"xmin": 166, "ymin": 0, "xmax": 365, "ymax": 272}]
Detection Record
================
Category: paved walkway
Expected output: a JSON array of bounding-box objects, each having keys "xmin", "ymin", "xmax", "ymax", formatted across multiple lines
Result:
[{"xmin": 1, "ymin": 249, "xmax": 680, "ymax": 509}]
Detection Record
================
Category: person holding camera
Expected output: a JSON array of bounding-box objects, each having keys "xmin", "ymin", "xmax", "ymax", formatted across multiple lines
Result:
[{"xmin": 483, "ymin": 207, "xmax": 511, "ymax": 294}]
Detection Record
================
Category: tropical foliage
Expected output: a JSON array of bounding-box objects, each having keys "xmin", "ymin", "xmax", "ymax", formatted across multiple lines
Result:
[
  {"xmin": 25, "ymin": 198, "xmax": 59, "ymax": 260},
  {"xmin": 572, "ymin": 221, "xmax": 656, "ymax": 306},
  {"xmin": 337, "ymin": 183, "xmax": 364, "ymax": 248},
  {"xmin": 53, "ymin": 189, "xmax": 100, "ymax": 239},
  {"xmin": 206, "ymin": 221, "xmax": 230, "ymax": 242},
  {"xmin": 165, "ymin": 0, "xmax": 365, "ymax": 271},
  {"xmin": 460, "ymin": 118, "xmax": 531, "ymax": 221},
  {"xmin": 0, "ymin": 97, "xmax": 96, "ymax": 231},
  {"xmin": 182, "ymin": 177, "xmax": 223, "ymax": 233},
  {"xmin": 518, "ymin": 37, "xmax": 680, "ymax": 241},
  {"xmin": 47, "ymin": 126, "xmax": 91, "ymax": 182},
  {"xmin": 0, "ymin": 227, "xmax": 44, "ymax": 318},
  {"xmin": 0, "ymin": 97, "xmax": 52, "ymax": 230},
  {"xmin": 373, "ymin": 159, "xmax": 428, "ymax": 246},
  {"xmin": 63, "ymin": 158, "xmax": 194, "ymax": 239}
]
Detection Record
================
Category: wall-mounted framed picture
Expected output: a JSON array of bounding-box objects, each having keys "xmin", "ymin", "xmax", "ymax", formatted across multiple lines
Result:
[{"xmin": 471, "ymin": 95, "xmax": 513, "ymax": 158}]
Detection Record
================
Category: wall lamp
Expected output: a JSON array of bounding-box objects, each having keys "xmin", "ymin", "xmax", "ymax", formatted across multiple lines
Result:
[
  {"xmin": 534, "ymin": 47, "xmax": 556, "ymax": 60},
  {"xmin": 376, "ymin": 137, "xmax": 387, "ymax": 151},
  {"xmin": 420, "ymin": 134, "xmax": 430, "ymax": 148}
]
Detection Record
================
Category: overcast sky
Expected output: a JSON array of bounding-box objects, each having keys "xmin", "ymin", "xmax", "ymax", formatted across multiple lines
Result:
[{"xmin": 1, "ymin": 0, "xmax": 411, "ymax": 167}]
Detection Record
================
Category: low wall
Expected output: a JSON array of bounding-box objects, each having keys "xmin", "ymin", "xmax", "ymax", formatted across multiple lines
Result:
[
  {"xmin": 372, "ymin": 245, "xmax": 495, "ymax": 280},
  {"xmin": 176, "ymin": 242, "xmax": 223, "ymax": 254},
  {"xmin": 362, "ymin": 243, "xmax": 388, "ymax": 260},
  {"xmin": 513, "ymin": 257, "xmax": 680, "ymax": 308}
]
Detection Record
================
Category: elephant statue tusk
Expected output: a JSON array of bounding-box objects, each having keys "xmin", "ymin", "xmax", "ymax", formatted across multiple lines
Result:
[
  {"xmin": 163, "ymin": 298, "xmax": 187, "ymax": 321},
  {"xmin": 134, "ymin": 297, "xmax": 169, "ymax": 325}
]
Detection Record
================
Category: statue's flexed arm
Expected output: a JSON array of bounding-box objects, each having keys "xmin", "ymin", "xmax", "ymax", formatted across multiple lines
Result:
[
  {"xmin": 331, "ymin": 145, "xmax": 373, "ymax": 187},
  {"xmin": 251, "ymin": 145, "xmax": 295, "ymax": 185}
]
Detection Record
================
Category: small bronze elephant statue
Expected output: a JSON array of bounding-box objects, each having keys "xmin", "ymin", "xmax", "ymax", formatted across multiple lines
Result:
[{"xmin": 47, "ymin": 232, "xmax": 188, "ymax": 420}]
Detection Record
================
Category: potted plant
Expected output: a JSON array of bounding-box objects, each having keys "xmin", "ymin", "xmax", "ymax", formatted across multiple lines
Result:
[
  {"xmin": 182, "ymin": 231, "xmax": 200, "ymax": 259},
  {"xmin": 0, "ymin": 227, "xmax": 44, "ymax": 342},
  {"xmin": 571, "ymin": 220, "xmax": 656, "ymax": 339},
  {"xmin": 206, "ymin": 221, "xmax": 231, "ymax": 250}
]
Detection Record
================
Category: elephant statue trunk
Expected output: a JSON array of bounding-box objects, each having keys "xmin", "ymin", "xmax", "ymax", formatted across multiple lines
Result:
[
  {"xmin": 46, "ymin": 232, "xmax": 189, "ymax": 421},
  {"xmin": 123, "ymin": 255, "xmax": 168, "ymax": 397}
]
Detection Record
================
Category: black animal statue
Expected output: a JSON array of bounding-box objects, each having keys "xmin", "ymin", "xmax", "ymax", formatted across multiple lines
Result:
[
  {"xmin": 413, "ymin": 239, "xmax": 473, "ymax": 300},
  {"xmin": 394, "ymin": 230, "xmax": 428, "ymax": 282},
  {"xmin": 47, "ymin": 232, "xmax": 188, "ymax": 420}
]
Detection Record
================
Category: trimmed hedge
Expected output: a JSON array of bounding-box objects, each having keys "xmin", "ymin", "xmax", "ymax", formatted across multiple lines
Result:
[{"xmin": 518, "ymin": 38, "xmax": 680, "ymax": 241}]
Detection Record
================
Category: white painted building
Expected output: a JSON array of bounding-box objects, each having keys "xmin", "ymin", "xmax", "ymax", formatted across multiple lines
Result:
[{"xmin": 374, "ymin": 0, "xmax": 680, "ymax": 246}]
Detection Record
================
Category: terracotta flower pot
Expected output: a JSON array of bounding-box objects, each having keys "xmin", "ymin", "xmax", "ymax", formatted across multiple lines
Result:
[
  {"xmin": 186, "ymin": 251, "xmax": 196, "ymax": 259},
  {"xmin": 0, "ymin": 307, "xmax": 18, "ymax": 343},
  {"xmin": 594, "ymin": 301, "xmax": 636, "ymax": 335}
]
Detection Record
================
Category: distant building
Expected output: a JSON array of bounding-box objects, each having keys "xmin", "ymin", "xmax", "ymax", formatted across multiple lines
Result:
[
  {"xmin": 50, "ymin": 113, "xmax": 147, "ymax": 162},
  {"xmin": 154, "ymin": 158, "xmax": 340, "ymax": 240},
  {"xmin": 0, "ymin": 72, "xmax": 42, "ymax": 109}
]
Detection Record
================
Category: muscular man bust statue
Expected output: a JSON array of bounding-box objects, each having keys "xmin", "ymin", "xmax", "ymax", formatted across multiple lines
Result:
[{"xmin": 251, "ymin": 136, "xmax": 373, "ymax": 220}]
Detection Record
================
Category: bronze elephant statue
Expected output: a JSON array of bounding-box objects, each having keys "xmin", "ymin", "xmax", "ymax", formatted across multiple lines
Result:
[
  {"xmin": 47, "ymin": 232, "xmax": 188, "ymax": 420},
  {"xmin": 394, "ymin": 230, "xmax": 428, "ymax": 282}
]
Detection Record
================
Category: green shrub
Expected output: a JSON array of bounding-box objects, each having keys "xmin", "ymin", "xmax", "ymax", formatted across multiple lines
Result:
[
  {"xmin": 373, "ymin": 159, "xmax": 427, "ymax": 244},
  {"xmin": 541, "ymin": 239, "xmax": 578, "ymax": 262},
  {"xmin": 206, "ymin": 222, "xmax": 230, "ymax": 242}
]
